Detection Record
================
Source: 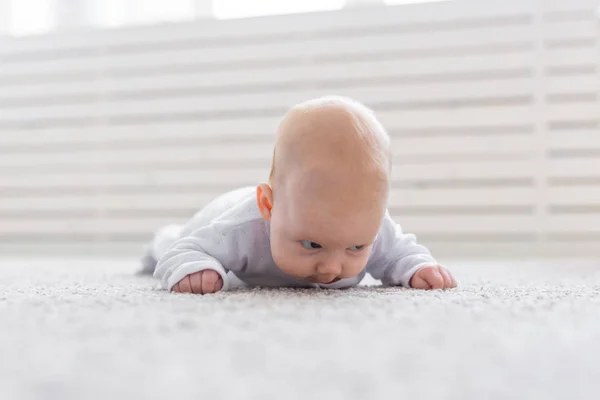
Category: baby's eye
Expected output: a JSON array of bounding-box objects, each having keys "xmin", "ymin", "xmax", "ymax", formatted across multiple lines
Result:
[
  {"xmin": 301, "ymin": 240, "xmax": 322, "ymax": 249},
  {"xmin": 348, "ymin": 245, "xmax": 365, "ymax": 251}
]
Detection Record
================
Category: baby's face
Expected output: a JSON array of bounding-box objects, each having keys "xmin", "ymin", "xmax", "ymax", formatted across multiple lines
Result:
[
  {"xmin": 268, "ymin": 181, "xmax": 386, "ymax": 284},
  {"xmin": 262, "ymin": 97, "xmax": 391, "ymax": 283}
]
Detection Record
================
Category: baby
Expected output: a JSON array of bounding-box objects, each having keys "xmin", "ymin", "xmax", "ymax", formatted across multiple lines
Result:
[{"xmin": 141, "ymin": 96, "xmax": 456, "ymax": 294}]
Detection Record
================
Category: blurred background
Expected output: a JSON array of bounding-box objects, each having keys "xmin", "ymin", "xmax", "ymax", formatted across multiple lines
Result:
[{"xmin": 0, "ymin": 0, "xmax": 598, "ymax": 259}]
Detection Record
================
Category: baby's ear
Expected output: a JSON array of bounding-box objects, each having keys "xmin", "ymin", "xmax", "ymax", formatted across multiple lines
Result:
[{"xmin": 256, "ymin": 183, "xmax": 274, "ymax": 220}]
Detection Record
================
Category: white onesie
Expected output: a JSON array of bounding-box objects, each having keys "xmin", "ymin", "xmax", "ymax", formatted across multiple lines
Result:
[{"xmin": 148, "ymin": 186, "xmax": 438, "ymax": 291}]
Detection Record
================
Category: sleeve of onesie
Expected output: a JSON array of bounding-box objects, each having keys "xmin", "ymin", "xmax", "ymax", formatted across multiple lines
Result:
[
  {"xmin": 366, "ymin": 211, "xmax": 439, "ymax": 288},
  {"xmin": 153, "ymin": 223, "xmax": 242, "ymax": 292}
]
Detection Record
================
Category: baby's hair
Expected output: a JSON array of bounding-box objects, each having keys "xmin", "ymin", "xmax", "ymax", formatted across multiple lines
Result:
[{"xmin": 269, "ymin": 96, "xmax": 392, "ymax": 186}]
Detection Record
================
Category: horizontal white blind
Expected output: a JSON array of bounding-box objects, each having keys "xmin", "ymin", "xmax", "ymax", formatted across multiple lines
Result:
[{"xmin": 0, "ymin": 0, "xmax": 598, "ymax": 257}]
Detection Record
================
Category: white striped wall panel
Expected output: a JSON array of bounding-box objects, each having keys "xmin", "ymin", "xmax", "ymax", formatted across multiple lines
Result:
[{"xmin": 0, "ymin": 0, "xmax": 599, "ymax": 257}]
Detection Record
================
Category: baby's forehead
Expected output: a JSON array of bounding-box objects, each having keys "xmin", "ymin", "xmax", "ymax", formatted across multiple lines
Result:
[
  {"xmin": 281, "ymin": 182, "xmax": 386, "ymax": 230},
  {"xmin": 285, "ymin": 206, "xmax": 383, "ymax": 246},
  {"xmin": 284, "ymin": 168, "xmax": 388, "ymax": 208}
]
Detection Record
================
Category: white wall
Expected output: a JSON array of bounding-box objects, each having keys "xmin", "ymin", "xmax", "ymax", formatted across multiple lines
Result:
[
  {"xmin": 0, "ymin": 0, "xmax": 10, "ymax": 34},
  {"xmin": 0, "ymin": 0, "xmax": 599, "ymax": 257}
]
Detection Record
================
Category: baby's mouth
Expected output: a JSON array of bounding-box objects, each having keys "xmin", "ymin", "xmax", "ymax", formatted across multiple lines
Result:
[{"xmin": 308, "ymin": 276, "xmax": 341, "ymax": 284}]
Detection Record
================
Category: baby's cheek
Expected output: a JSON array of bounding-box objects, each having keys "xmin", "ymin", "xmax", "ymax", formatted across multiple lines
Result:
[
  {"xmin": 272, "ymin": 247, "xmax": 308, "ymax": 276},
  {"xmin": 344, "ymin": 253, "xmax": 371, "ymax": 277},
  {"xmin": 285, "ymin": 258, "xmax": 312, "ymax": 276}
]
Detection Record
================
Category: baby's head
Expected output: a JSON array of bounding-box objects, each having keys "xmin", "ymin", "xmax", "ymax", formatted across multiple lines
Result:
[{"xmin": 257, "ymin": 96, "xmax": 391, "ymax": 284}]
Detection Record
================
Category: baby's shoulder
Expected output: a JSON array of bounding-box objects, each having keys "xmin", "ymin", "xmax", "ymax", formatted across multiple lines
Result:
[
  {"xmin": 211, "ymin": 187, "xmax": 263, "ymax": 225},
  {"xmin": 203, "ymin": 188, "xmax": 270, "ymax": 252},
  {"xmin": 186, "ymin": 186, "xmax": 264, "ymax": 234}
]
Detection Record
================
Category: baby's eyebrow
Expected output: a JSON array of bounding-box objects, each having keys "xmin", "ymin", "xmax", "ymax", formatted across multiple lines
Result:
[
  {"xmin": 293, "ymin": 228, "xmax": 376, "ymax": 247},
  {"xmin": 313, "ymin": 239, "xmax": 375, "ymax": 248},
  {"xmin": 351, "ymin": 238, "xmax": 376, "ymax": 247}
]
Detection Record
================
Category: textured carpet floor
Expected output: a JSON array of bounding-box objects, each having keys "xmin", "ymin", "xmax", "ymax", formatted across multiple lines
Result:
[{"xmin": 1, "ymin": 258, "xmax": 600, "ymax": 400}]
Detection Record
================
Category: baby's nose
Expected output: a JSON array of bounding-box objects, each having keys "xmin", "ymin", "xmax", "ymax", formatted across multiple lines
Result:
[{"xmin": 317, "ymin": 259, "xmax": 342, "ymax": 276}]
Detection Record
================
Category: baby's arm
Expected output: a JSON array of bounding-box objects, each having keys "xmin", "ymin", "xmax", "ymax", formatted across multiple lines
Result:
[
  {"xmin": 153, "ymin": 224, "xmax": 240, "ymax": 294},
  {"xmin": 366, "ymin": 212, "xmax": 456, "ymax": 289}
]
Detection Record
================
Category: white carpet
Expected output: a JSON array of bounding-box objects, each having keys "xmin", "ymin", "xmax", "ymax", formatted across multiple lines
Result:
[{"xmin": 1, "ymin": 258, "xmax": 600, "ymax": 400}]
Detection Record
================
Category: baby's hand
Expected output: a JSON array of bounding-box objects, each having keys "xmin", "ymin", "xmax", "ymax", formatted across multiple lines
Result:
[
  {"xmin": 172, "ymin": 270, "xmax": 223, "ymax": 294},
  {"xmin": 410, "ymin": 265, "xmax": 456, "ymax": 290}
]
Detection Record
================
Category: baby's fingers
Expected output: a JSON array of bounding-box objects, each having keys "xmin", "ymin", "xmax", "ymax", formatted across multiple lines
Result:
[
  {"xmin": 201, "ymin": 270, "xmax": 221, "ymax": 294},
  {"xmin": 215, "ymin": 276, "xmax": 224, "ymax": 292},
  {"xmin": 177, "ymin": 275, "xmax": 192, "ymax": 293},
  {"xmin": 438, "ymin": 267, "xmax": 456, "ymax": 289},
  {"xmin": 410, "ymin": 274, "xmax": 431, "ymax": 290},
  {"xmin": 189, "ymin": 272, "xmax": 203, "ymax": 294},
  {"xmin": 411, "ymin": 267, "xmax": 444, "ymax": 290},
  {"xmin": 426, "ymin": 268, "xmax": 445, "ymax": 289}
]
